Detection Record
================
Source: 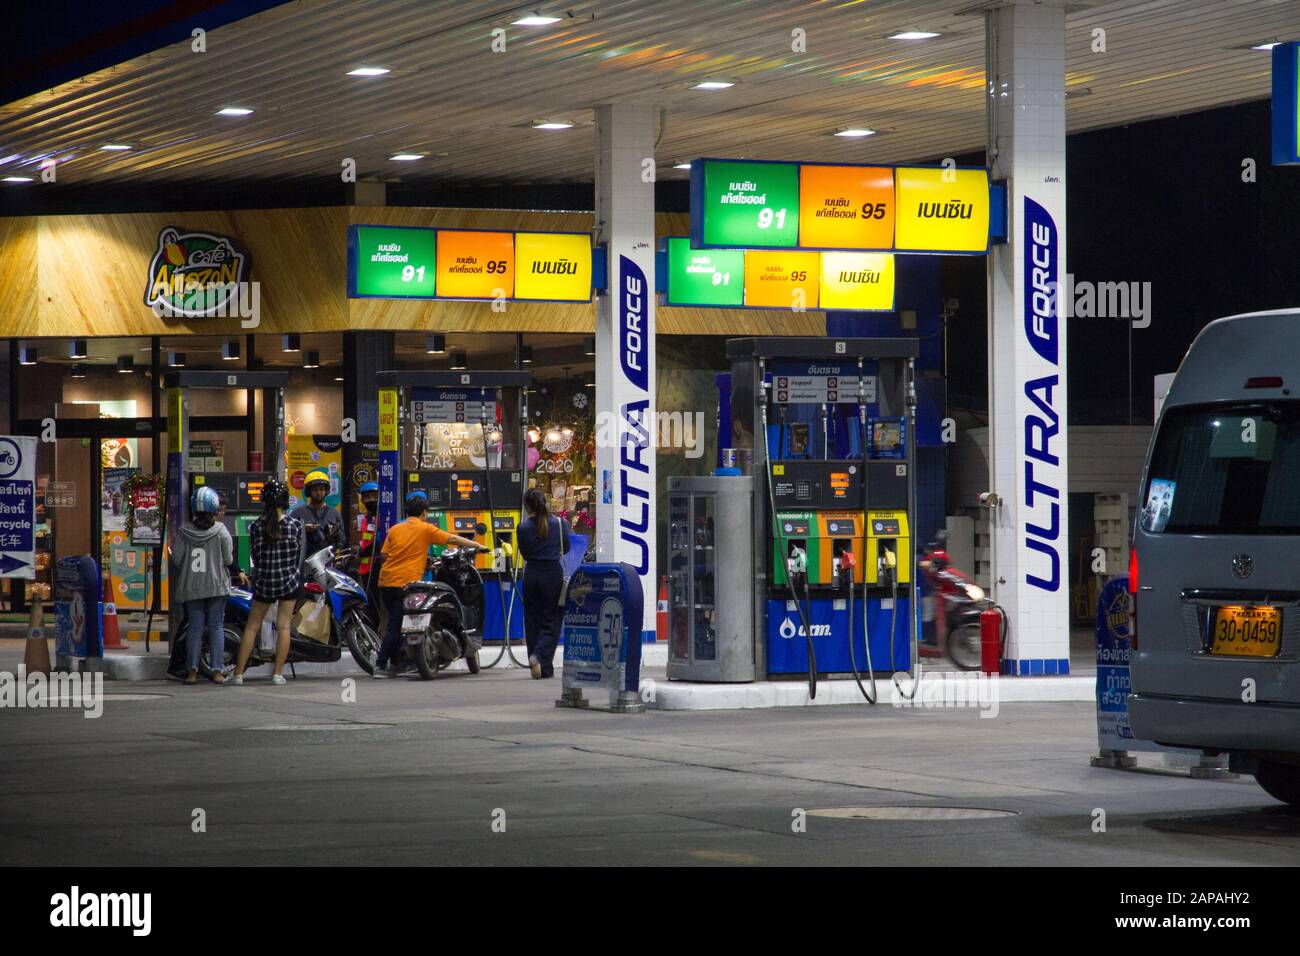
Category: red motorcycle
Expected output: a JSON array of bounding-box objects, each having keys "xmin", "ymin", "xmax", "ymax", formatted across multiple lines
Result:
[{"xmin": 918, "ymin": 535, "xmax": 990, "ymax": 671}]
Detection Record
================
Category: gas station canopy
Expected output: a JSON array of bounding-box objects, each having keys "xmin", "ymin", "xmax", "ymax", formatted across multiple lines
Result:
[{"xmin": 0, "ymin": 0, "xmax": 1291, "ymax": 189}]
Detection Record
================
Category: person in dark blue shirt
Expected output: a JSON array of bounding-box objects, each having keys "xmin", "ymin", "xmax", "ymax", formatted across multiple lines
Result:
[{"xmin": 518, "ymin": 487, "xmax": 573, "ymax": 679}]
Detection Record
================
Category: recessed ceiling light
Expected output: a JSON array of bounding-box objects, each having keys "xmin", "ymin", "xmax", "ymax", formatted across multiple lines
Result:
[
  {"xmin": 513, "ymin": 15, "xmax": 561, "ymax": 26},
  {"xmin": 673, "ymin": 162, "xmax": 692, "ymax": 170},
  {"xmin": 889, "ymin": 31, "xmax": 940, "ymax": 40},
  {"xmin": 70, "ymin": 364, "xmax": 86, "ymax": 378},
  {"xmin": 216, "ymin": 107, "xmax": 253, "ymax": 116},
  {"xmin": 425, "ymin": 333, "xmax": 446, "ymax": 354},
  {"xmin": 222, "ymin": 341, "xmax": 241, "ymax": 361},
  {"xmin": 533, "ymin": 120, "xmax": 573, "ymax": 130},
  {"xmin": 18, "ymin": 347, "xmax": 37, "ymax": 365},
  {"xmin": 282, "ymin": 333, "xmax": 300, "ymax": 353},
  {"xmin": 117, "ymin": 355, "xmax": 135, "ymax": 374},
  {"xmin": 347, "ymin": 66, "xmax": 390, "ymax": 76},
  {"xmin": 302, "ymin": 350, "xmax": 320, "ymax": 369},
  {"xmin": 69, "ymin": 339, "xmax": 87, "ymax": 359},
  {"xmin": 389, "ymin": 153, "xmax": 424, "ymax": 161},
  {"xmin": 100, "ymin": 144, "xmax": 131, "ymax": 151},
  {"xmin": 834, "ymin": 128, "xmax": 876, "ymax": 138},
  {"xmin": 1252, "ymin": 41, "xmax": 1281, "ymax": 51},
  {"xmin": 693, "ymin": 80, "xmax": 734, "ymax": 90},
  {"xmin": 3, "ymin": 176, "xmax": 33, "ymax": 183}
]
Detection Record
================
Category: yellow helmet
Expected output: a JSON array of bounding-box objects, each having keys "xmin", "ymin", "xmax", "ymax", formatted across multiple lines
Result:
[{"xmin": 304, "ymin": 469, "xmax": 330, "ymax": 491}]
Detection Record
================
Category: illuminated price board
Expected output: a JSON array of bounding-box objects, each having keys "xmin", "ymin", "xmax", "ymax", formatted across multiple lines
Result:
[
  {"xmin": 1273, "ymin": 42, "xmax": 1300, "ymax": 166},
  {"xmin": 664, "ymin": 237, "xmax": 744, "ymax": 306},
  {"xmin": 348, "ymin": 225, "xmax": 438, "ymax": 298},
  {"xmin": 513, "ymin": 231, "xmax": 593, "ymax": 301},
  {"xmin": 690, "ymin": 157, "xmax": 992, "ymax": 254},
  {"xmin": 436, "ymin": 230, "xmax": 515, "ymax": 299},
  {"xmin": 692, "ymin": 159, "xmax": 800, "ymax": 248},
  {"xmin": 798, "ymin": 165, "xmax": 894, "ymax": 250},
  {"xmin": 819, "ymin": 252, "xmax": 895, "ymax": 311},
  {"xmin": 661, "ymin": 239, "xmax": 894, "ymax": 312},
  {"xmin": 743, "ymin": 250, "xmax": 820, "ymax": 309},
  {"xmin": 892, "ymin": 167, "xmax": 990, "ymax": 253}
]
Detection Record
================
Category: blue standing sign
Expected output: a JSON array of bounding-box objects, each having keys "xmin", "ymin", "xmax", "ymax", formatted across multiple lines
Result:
[
  {"xmin": 55, "ymin": 555, "xmax": 103, "ymax": 662},
  {"xmin": 561, "ymin": 563, "xmax": 644, "ymax": 706},
  {"xmin": 0, "ymin": 436, "xmax": 37, "ymax": 579}
]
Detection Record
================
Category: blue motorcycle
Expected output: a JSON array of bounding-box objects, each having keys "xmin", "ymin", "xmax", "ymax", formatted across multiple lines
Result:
[{"xmin": 197, "ymin": 546, "xmax": 379, "ymax": 679}]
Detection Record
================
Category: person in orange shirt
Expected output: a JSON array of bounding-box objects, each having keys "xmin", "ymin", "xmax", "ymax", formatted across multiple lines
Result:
[{"xmin": 373, "ymin": 490, "xmax": 486, "ymax": 678}]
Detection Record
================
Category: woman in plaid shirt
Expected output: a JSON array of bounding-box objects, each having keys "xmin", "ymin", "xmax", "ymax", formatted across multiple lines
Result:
[{"xmin": 231, "ymin": 478, "xmax": 305, "ymax": 686}]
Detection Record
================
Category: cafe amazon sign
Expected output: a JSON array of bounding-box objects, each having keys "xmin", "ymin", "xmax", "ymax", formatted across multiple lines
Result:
[{"xmin": 143, "ymin": 226, "xmax": 250, "ymax": 317}]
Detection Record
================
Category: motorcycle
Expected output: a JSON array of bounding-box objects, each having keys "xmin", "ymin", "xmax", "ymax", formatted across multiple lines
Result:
[
  {"xmin": 400, "ymin": 544, "xmax": 490, "ymax": 680},
  {"xmin": 918, "ymin": 535, "xmax": 993, "ymax": 671},
  {"xmin": 197, "ymin": 546, "xmax": 378, "ymax": 679}
]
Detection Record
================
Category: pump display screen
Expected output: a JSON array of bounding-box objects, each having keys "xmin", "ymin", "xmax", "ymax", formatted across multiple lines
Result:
[{"xmin": 870, "ymin": 419, "xmax": 905, "ymax": 458}]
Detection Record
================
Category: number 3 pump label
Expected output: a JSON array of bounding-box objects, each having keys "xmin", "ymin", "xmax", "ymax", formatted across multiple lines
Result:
[
  {"xmin": 798, "ymin": 165, "xmax": 894, "ymax": 250},
  {"xmin": 697, "ymin": 160, "xmax": 799, "ymax": 248},
  {"xmin": 435, "ymin": 230, "xmax": 515, "ymax": 299}
]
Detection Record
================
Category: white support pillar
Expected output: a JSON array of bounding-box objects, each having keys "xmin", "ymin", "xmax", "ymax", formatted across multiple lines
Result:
[
  {"xmin": 593, "ymin": 102, "xmax": 657, "ymax": 639},
  {"xmin": 986, "ymin": 1, "xmax": 1070, "ymax": 675}
]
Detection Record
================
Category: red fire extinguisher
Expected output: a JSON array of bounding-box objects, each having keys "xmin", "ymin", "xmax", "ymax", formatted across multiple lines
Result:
[{"xmin": 980, "ymin": 607, "xmax": 1004, "ymax": 675}]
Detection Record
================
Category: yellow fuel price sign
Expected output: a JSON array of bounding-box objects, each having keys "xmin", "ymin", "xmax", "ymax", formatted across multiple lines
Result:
[
  {"xmin": 513, "ymin": 232, "xmax": 593, "ymax": 301},
  {"xmin": 819, "ymin": 252, "xmax": 895, "ymax": 311},
  {"xmin": 893, "ymin": 167, "xmax": 990, "ymax": 253}
]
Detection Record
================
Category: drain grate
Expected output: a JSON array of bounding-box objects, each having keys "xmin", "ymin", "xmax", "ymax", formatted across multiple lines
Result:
[
  {"xmin": 807, "ymin": 806, "xmax": 1019, "ymax": 821},
  {"xmin": 246, "ymin": 723, "xmax": 394, "ymax": 731}
]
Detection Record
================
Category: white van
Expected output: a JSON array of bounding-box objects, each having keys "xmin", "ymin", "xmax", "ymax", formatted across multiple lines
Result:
[{"xmin": 1129, "ymin": 309, "xmax": 1300, "ymax": 806}]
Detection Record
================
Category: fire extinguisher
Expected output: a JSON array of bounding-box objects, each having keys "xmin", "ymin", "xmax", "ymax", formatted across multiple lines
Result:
[{"xmin": 980, "ymin": 607, "xmax": 1005, "ymax": 675}]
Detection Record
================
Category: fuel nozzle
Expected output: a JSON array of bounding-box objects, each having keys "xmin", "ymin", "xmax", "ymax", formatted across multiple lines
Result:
[
  {"xmin": 878, "ymin": 542, "xmax": 897, "ymax": 586},
  {"xmin": 787, "ymin": 544, "xmax": 808, "ymax": 587}
]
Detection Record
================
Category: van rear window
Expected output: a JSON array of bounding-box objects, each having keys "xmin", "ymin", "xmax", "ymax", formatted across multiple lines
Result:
[{"xmin": 1142, "ymin": 402, "xmax": 1300, "ymax": 534}]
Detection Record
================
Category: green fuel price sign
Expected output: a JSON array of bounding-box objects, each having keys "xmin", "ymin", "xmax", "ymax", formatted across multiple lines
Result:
[
  {"xmin": 348, "ymin": 225, "xmax": 438, "ymax": 298},
  {"xmin": 691, "ymin": 159, "xmax": 800, "ymax": 248},
  {"xmin": 664, "ymin": 238, "xmax": 745, "ymax": 306}
]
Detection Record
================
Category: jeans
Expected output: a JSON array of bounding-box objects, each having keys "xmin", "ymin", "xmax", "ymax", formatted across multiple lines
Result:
[
  {"xmin": 523, "ymin": 560, "xmax": 564, "ymax": 677},
  {"xmin": 378, "ymin": 586, "xmax": 406, "ymax": 669},
  {"xmin": 185, "ymin": 595, "xmax": 227, "ymax": 672}
]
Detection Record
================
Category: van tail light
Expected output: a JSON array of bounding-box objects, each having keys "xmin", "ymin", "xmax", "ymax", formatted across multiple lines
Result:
[
  {"xmin": 1127, "ymin": 546, "xmax": 1139, "ymax": 650},
  {"xmin": 1245, "ymin": 376, "xmax": 1284, "ymax": 389}
]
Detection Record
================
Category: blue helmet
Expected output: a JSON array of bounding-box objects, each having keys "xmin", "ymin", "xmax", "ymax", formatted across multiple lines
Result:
[
  {"xmin": 405, "ymin": 490, "xmax": 428, "ymax": 508},
  {"xmin": 360, "ymin": 481, "xmax": 379, "ymax": 494},
  {"xmin": 191, "ymin": 486, "xmax": 222, "ymax": 515}
]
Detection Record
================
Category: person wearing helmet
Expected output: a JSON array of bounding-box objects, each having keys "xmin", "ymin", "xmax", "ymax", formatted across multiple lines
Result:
[
  {"xmin": 355, "ymin": 480, "xmax": 380, "ymax": 580},
  {"xmin": 372, "ymin": 489, "xmax": 487, "ymax": 678},
  {"xmin": 231, "ymin": 478, "xmax": 304, "ymax": 686},
  {"xmin": 291, "ymin": 468, "xmax": 345, "ymax": 555},
  {"xmin": 169, "ymin": 485, "xmax": 243, "ymax": 685}
]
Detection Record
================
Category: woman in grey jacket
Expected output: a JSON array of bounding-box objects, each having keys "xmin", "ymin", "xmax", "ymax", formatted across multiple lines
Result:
[{"xmin": 169, "ymin": 486, "xmax": 243, "ymax": 684}]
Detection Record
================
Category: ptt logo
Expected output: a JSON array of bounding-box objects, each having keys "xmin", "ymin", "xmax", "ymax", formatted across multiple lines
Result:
[{"xmin": 778, "ymin": 617, "xmax": 831, "ymax": 640}]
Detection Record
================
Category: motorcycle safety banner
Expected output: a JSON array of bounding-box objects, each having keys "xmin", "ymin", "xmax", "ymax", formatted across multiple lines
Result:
[{"xmin": 0, "ymin": 436, "xmax": 37, "ymax": 579}]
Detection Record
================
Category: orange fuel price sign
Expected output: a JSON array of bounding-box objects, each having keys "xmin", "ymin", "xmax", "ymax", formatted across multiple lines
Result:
[
  {"xmin": 797, "ymin": 164, "xmax": 895, "ymax": 250},
  {"xmin": 435, "ymin": 230, "xmax": 515, "ymax": 299},
  {"xmin": 743, "ymin": 250, "xmax": 821, "ymax": 309}
]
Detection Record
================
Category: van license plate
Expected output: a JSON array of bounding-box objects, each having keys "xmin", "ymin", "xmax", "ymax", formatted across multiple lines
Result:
[{"xmin": 1211, "ymin": 606, "xmax": 1282, "ymax": 658}]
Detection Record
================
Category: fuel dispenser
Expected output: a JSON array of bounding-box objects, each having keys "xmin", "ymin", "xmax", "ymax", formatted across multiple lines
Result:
[
  {"xmin": 375, "ymin": 371, "xmax": 530, "ymax": 644},
  {"xmin": 723, "ymin": 338, "xmax": 920, "ymax": 699},
  {"xmin": 162, "ymin": 370, "xmax": 289, "ymax": 646}
]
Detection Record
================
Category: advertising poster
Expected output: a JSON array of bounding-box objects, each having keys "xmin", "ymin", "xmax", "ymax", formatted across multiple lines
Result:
[
  {"xmin": 108, "ymin": 529, "xmax": 168, "ymax": 610},
  {"xmin": 102, "ymin": 467, "xmax": 136, "ymax": 533},
  {"xmin": 130, "ymin": 486, "xmax": 163, "ymax": 547},
  {"xmin": 1141, "ymin": 478, "xmax": 1176, "ymax": 533},
  {"xmin": 188, "ymin": 439, "xmax": 225, "ymax": 472},
  {"xmin": 287, "ymin": 434, "xmax": 343, "ymax": 509}
]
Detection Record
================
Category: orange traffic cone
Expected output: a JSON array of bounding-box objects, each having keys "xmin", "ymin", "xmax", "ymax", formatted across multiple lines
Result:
[
  {"xmin": 101, "ymin": 601, "xmax": 127, "ymax": 651},
  {"xmin": 23, "ymin": 586, "xmax": 51, "ymax": 676}
]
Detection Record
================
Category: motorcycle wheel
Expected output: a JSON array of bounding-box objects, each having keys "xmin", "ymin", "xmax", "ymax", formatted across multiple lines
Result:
[
  {"xmin": 344, "ymin": 609, "xmax": 379, "ymax": 676},
  {"xmin": 198, "ymin": 624, "xmax": 244, "ymax": 679},
  {"xmin": 465, "ymin": 650, "xmax": 480, "ymax": 674},
  {"xmin": 947, "ymin": 622, "xmax": 982, "ymax": 671},
  {"xmin": 411, "ymin": 633, "xmax": 441, "ymax": 680}
]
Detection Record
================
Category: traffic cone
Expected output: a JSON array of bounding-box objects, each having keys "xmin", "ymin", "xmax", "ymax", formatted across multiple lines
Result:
[
  {"xmin": 101, "ymin": 602, "xmax": 127, "ymax": 651},
  {"xmin": 656, "ymin": 575, "xmax": 668, "ymax": 642},
  {"xmin": 23, "ymin": 586, "xmax": 51, "ymax": 676}
]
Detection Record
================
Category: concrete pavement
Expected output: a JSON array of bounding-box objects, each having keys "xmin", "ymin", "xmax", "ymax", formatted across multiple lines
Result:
[{"xmin": 2, "ymin": 642, "xmax": 1297, "ymax": 867}]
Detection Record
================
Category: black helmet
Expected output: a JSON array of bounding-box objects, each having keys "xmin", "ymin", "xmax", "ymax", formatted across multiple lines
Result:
[{"xmin": 262, "ymin": 478, "xmax": 291, "ymax": 510}]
